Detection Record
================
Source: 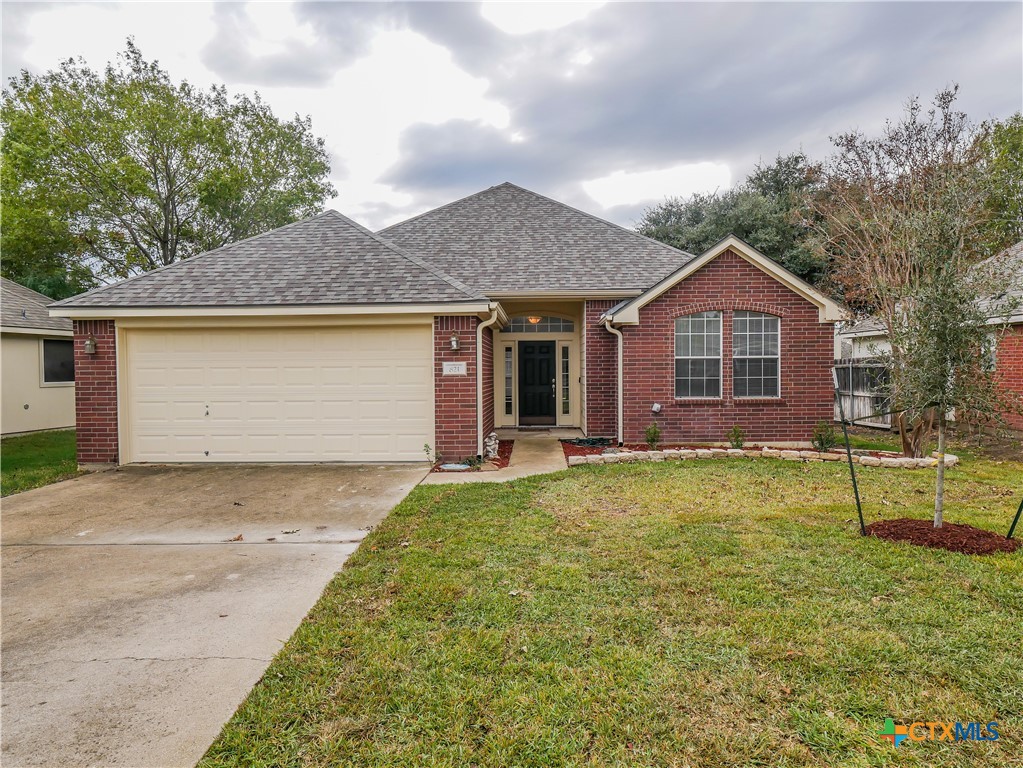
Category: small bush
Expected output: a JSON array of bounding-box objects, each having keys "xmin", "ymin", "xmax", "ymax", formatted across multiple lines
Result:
[
  {"xmin": 812, "ymin": 421, "xmax": 839, "ymax": 452},
  {"xmin": 727, "ymin": 424, "xmax": 745, "ymax": 449},
  {"xmin": 645, "ymin": 421, "xmax": 662, "ymax": 450}
]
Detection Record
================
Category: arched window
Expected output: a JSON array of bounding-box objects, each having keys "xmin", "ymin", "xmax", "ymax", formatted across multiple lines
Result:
[
  {"xmin": 500, "ymin": 316, "xmax": 575, "ymax": 333},
  {"xmin": 732, "ymin": 311, "xmax": 780, "ymax": 397}
]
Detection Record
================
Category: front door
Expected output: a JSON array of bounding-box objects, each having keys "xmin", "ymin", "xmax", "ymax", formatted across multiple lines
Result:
[{"xmin": 518, "ymin": 341, "xmax": 556, "ymax": 425}]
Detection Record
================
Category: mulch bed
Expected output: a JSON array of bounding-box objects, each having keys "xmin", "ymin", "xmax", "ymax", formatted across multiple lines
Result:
[
  {"xmin": 432, "ymin": 440, "xmax": 514, "ymax": 472},
  {"xmin": 865, "ymin": 518, "xmax": 1019, "ymax": 555}
]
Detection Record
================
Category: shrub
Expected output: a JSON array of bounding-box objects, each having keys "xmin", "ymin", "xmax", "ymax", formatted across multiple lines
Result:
[
  {"xmin": 727, "ymin": 424, "xmax": 746, "ymax": 449},
  {"xmin": 645, "ymin": 421, "xmax": 662, "ymax": 450},
  {"xmin": 812, "ymin": 421, "xmax": 839, "ymax": 452}
]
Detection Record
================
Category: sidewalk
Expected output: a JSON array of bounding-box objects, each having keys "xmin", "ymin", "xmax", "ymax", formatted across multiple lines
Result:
[{"xmin": 419, "ymin": 429, "xmax": 577, "ymax": 484}]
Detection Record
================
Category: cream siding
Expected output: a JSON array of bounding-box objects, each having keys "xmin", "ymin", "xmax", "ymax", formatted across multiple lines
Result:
[{"xmin": 1, "ymin": 333, "xmax": 76, "ymax": 435}]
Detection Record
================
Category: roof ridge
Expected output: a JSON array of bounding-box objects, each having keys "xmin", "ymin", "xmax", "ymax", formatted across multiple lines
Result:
[
  {"xmin": 377, "ymin": 183, "xmax": 510, "ymax": 236},
  {"xmin": 498, "ymin": 182, "xmax": 698, "ymax": 262},
  {"xmin": 322, "ymin": 210, "xmax": 484, "ymax": 299},
  {"xmin": 50, "ymin": 211, "xmax": 337, "ymax": 307}
]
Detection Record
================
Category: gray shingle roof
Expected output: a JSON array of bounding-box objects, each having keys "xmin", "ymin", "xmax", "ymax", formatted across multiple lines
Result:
[
  {"xmin": 53, "ymin": 211, "xmax": 484, "ymax": 309},
  {"xmin": 379, "ymin": 182, "xmax": 695, "ymax": 293},
  {"xmin": 1, "ymin": 278, "xmax": 72, "ymax": 331}
]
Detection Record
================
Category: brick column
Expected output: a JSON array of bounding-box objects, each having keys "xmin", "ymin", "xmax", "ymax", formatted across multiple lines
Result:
[
  {"xmin": 434, "ymin": 316, "xmax": 479, "ymax": 461},
  {"xmin": 73, "ymin": 319, "xmax": 119, "ymax": 466},
  {"xmin": 584, "ymin": 300, "xmax": 622, "ymax": 438},
  {"xmin": 995, "ymin": 325, "xmax": 1023, "ymax": 431}
]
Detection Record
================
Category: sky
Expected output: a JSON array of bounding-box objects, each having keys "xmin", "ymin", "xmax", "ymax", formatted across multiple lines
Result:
[{"xmin": 2, "ymin": 1, "xmax": 1021, "ymax": 230}]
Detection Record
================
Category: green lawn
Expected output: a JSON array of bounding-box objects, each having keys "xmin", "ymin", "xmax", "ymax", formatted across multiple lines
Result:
[
  {"xmin": 202, "ymin": 443, "xmax": 1022, "ymax": 768},
  {"xmin": 1, "ymin": 429, "xmax": 81, "ymax": 496}
]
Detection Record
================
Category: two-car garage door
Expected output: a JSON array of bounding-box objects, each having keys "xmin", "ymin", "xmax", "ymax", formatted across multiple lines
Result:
[{"xmin": 123, "ymin": 325, "xmax": 434, "ymax": 463}]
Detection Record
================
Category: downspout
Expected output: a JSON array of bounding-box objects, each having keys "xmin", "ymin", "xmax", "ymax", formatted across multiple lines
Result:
[
  {"xmin": 477, "ymin": 305, "xmax": 501, "ymax": 456},
  {"xmin": 603, "ymin": 317, "xmax": 624, "ymax": 446}
]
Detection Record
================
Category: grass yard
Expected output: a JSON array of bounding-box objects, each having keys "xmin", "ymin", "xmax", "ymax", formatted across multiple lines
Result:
[
  {"xmin": 0, "ymin": 429, "xmax": 81, "ymax": 496},
  {"xmin": 202, "ymin": 439, "xmax": 1022, "ymax": 768}
]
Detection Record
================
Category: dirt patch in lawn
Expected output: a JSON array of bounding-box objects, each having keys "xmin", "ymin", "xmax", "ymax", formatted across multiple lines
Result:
[
  {"xmin": 433, "ymin": 440, "xmax": 514, "ymax": 472},
  {"xmin": 866, "ymin": 518, "xmax": 1019, "ymax": 555}
]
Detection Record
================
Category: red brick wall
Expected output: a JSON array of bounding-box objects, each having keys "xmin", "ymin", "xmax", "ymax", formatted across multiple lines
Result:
[
  {"xmin": 434, "ymin": 316, "xmax": 479, "ymax": 461},
  {"xmin": 481, "ymin": 325, "xmax": 495, "ymax": 439},
  {"xmin": 995, "ymin": 324, "xmax": 1023, "ymax": 431},
  {"xmin": 73, "ymin": 320, "xmax": 119, "ymax": 465},
  {"xmin": 584, "ymin": 300, "xmax": 624, "ymax": 438},
  {"xmin": 621, "ymin": 249, "xmax": 834, "ymax": 444}
]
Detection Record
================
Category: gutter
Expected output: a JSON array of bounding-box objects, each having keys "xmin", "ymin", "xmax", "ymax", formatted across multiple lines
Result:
[
  {"xmin": 476, "ymin": 304, "xmax": 502, "ymax": 456},
  {"xmin": 602, "ymin": 317, "xmax": 624, "ymax": 446}
]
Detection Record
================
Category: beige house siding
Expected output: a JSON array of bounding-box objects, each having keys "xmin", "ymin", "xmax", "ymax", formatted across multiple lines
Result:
[{"xmin": 1, "ymin": 332, "xmax": 75, "ymax": 435}]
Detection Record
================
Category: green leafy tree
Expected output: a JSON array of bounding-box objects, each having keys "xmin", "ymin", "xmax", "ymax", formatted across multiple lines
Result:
[
  {"xmin": 1, "ymin": 41, "xmax": 334, "ymax": 288},
  {"xmin": 977, "ymin": 112, "xmax": 1023, "ymax": 252},
  {"xmin": 636, "ymin": 152, "xmax": 828, "ymax": 284}
]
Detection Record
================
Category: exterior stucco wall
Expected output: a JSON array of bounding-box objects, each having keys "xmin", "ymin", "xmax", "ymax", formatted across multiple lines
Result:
[{"xmin": 1, "ymin": 333, "xmax": 76, "ymax": 435}]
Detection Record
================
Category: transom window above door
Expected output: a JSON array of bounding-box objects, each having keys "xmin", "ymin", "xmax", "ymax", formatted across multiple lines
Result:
[{"xmin": 501, "ymin": 316, "xmax": 575, "ymax": 333}]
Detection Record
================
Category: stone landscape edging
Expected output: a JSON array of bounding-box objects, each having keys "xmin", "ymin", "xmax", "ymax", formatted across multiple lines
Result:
[{"xmin": 566, "ymin": 447, "xmax": 959, "ymax": 469}]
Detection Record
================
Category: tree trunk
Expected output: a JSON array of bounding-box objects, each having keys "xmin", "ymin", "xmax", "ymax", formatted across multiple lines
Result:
[
  {"xmin": 896, "ymin": 410, "xmax": 934, "ymax": 458},
  {"xmin": 934, "ymin": 413, "xmax": 946, "ymax": 528}
]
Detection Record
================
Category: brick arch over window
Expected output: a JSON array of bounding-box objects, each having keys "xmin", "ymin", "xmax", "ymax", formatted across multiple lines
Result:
[{"xmin": 669, "ymin": 301, "xmax": 789, "ymax": 319}]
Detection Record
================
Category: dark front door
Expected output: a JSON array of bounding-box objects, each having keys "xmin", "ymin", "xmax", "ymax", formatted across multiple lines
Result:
[{"xmin": 518, "ymin": 341, "xmax": 556, "ymax": 425}]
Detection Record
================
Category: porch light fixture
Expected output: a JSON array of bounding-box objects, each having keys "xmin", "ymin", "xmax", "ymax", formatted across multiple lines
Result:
[
  {"xmin": 84, "ymin": 335, "xmax": 97, "ymax": 355},
  {"xmin": 527, "ymin": 315, "xmax": 542, "ymax": 325},
  {"xmin": 449, "ymin": 332, "xmax": 461, "ymax": 351}
]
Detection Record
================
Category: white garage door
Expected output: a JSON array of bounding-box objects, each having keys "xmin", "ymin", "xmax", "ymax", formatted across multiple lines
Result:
[{"xmin": 124, "ymin": 325, "xmax": 434, "ymax": 462}]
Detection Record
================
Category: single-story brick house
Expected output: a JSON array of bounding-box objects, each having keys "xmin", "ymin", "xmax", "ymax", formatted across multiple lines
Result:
[
  {"xmin": 2, "ymin": 278, "xmax": 75, "ymax": 435},
  {"xmin": 51, "ymin": 183, "xmax": 843, "ymax": 466}
]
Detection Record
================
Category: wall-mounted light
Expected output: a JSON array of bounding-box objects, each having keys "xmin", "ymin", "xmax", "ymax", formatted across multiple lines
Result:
[
  {"xmin": 84, "ymin": 335, "xmax": 98, "ymax": 355},
  {"xmin": 527, "ymin": 315, "xmax": 542, "ymax": 325},
  {"xmin": 651, "ymin": 402, "xmax": 662, "ymax": 414},
  {"xmin": 449, "ymin": 332, "xmax": 461, "ymax": 351}
]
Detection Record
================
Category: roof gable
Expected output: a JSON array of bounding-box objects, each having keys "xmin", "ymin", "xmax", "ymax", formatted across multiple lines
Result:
[
  {"xmin": 379, "ymin": 182, "xmax": 695, "ymax": 294},
  {"xmin": 52, "ymin": 211, "xmax": 485, "ymax": 310},
  {"xmin": 1, "ymin": 278, "xmax": 72, "ymax": 332},
  {"xmin": 607, "ymin": 235, "xmax": 845, "ymax": 324}
]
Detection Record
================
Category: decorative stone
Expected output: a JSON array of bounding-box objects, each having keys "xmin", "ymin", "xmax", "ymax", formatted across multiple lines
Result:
[
  {"xmin": 695, "ymin": 449, "xmax": 714, "ymax": 459},
  {"xmin": 619, "ymin": 452, "xmax": 638, "ymax": 463},
  {"xmin": 603, "ymin": 453, "xmax": 622, "ymax": 464},
  {"xmin": 762, "ymin": 448, "xmax": 782, "ymax": 458},
  {"xmin": 895, "ymin": 457, "xmax": 918, "ymax": 468},
  {"xmin": 483, "ymin": 431, "xmax": 500, "ymax": 460},
  {"xmin": 944, "ymin": 454, "xmax": 959, "ymax": 466},
  {"xmin": 585, "ymin": 455, "xmax": 605, "ymax": 465},
  {"xmin": 709, "ymin": 448, "xmax": 729, "ymax": 458},
  {"xmin": 678, "ymin": 449, "xmax": 697, "ymax": 459},
  {"xmin": 648, "ymin": 451, "xmax": 665, "ymax": 462},
  {"xmin": 879, "ymin": 458, "xmax": 902, "ymax": 468},
  {"xmin": 726, "ymin": 449, "xmax": 745, "ymax": 457},
  {"xmin": 663, "ymin": 449, "xmax": 681, "ymax": 459},
  {"xmin": 798, "ymin": 451, "xmax": 820, "ymax": 460},
  {"xmin": 742, "ymin": 449, "xmax": 762, "ymax": 458},
  {"xmin": 819, "ymin": 452, "xmax": 843, "ymax": 461},
  {"xmin": 858, "ymin": 456, "xmax": 881, "ymax": 467},
  {"xmin": 917, "ymin": 457, "xmax": 938, "ymax": 468},
  {"xmin": 780, "ymin": 450, "xmax": 802, "ymax": 460},
  {"xmin": 567, "ymin": 455, "xmax": 586, "ymax": 467}
]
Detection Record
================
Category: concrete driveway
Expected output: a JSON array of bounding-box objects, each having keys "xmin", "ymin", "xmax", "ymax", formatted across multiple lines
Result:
[{"xmin": 1, "ymin": 463, "xmax": 427, "ymax": 768}]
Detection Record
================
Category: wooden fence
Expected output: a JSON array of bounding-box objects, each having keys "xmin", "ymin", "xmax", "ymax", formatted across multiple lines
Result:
[{"xmin": 834, "ymin": 358, "xmax": 892, "ymax": 428}]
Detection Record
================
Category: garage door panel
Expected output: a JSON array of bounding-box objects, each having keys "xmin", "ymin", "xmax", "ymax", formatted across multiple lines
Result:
[{"xmin": 125, "ymin": 325, "xmax": 434, "ymax": 463}]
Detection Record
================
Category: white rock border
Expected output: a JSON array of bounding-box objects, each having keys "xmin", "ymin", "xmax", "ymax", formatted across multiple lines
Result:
[{"xmin": 567, "ymin": 447, "xmax": 958, "ymax": 469}]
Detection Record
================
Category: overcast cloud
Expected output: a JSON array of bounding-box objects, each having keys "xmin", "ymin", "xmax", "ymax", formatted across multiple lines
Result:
[{"xmin": 3, "ymin": 1, "xmax": 1020, "ymax": 228}]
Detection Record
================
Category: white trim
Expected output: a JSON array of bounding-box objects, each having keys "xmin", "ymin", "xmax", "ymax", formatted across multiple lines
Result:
[
  {"xmin": 602, "ymin": 318, "xmax": 624, "ymax": 445},
  {"xmin": 2, "ymin": 326, "xmax": 73, "ymax": 337},
  {"xmin": 49, "ymin": 302, "xmax": 494, "ymax": 319},
  {"xmin": 673, "ymin": 310, "xmax": 723, "ymax": 400},
  {"xmin": 37, "ymin": 337, "xmax": 76, "ymax": 387},
  {"xmin": 487, "ymin": 290, "xmax": 643, "ymax": 300},
  {"xmin": 731, "ymin": 310, "xmax": 782, "ymax": 400},
  {"xmin": 608, "ymin": 236, "xmax": 844, "ymax": 325},
  {"xmin": 477, "ymin": 307, "xmax": 501, "ymax": 455}
]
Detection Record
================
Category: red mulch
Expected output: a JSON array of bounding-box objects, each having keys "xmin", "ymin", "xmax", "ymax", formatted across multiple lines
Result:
[
  {"xmin": 432, "ymin": 440, "xmax": 514, "ymax": 472},
  {"xmin": 865, "ymin": 518, "xmax": 1019, "ymax": 555}
]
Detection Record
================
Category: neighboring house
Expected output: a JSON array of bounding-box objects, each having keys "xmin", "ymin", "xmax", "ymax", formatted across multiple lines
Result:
[
  {"xmin": 50, "ymin": 183, "xmax": 842, "ymax": 466},
  {"xmin": 836, "ymin": 241, "xmax": 1023, "ymax": 431},
  {"xmin": 2, "ymin": 278, "xmax": 76, "ymax": 435}
]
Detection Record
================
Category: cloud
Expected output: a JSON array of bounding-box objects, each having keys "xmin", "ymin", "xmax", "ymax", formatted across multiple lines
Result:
[{"xmin": 480, "ymin": 2, "xmax": 606, "ymax": 35}]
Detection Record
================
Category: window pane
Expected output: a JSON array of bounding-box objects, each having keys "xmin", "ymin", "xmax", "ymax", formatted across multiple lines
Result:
[
  {"xmin": 43, "ymin": 339, "xmax": 74, "ymax": 383},
  {"xmin": 674, "ymin": 312, "xmax": 721, "ymax": 398},
  {"xmin": 732, "ymin": 312, "xmax": 779, "ymax": 397},
  {"xmin": 504, "ymin": 348, "xmax": 513, "ymax": 415},
  {"xmin": 501, "ymin": 316, "xmax": 575, "ymax": 333}
]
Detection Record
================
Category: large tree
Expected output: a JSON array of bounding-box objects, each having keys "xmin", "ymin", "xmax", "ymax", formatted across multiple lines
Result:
[
  {"xmin": 807, "ymin": 86, "xmax": 1013, "ymax": 467},
  {"xmin": 977, "ymin": 112, "xmax": 1023, "ymax": 253},
  {"xmin": 636, "ymin": 152, "xmax": 828, "ymax": 285},
  {"xmin": 1, "ymin": 41, "xmax": 335, "ymax": 295}
]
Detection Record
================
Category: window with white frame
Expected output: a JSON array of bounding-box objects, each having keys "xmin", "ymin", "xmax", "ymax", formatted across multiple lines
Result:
[
  {"xmin": 41, "ymin": 339, "xmax": 74, "ymax": 384},
  {"xmin": 732, "ymin": 311, "xmax": 780, "ymax": 397},
  {"xmin": 674, "ymin": 311, "xmax": 722, "ymax": 398},
  {"xmin": 504, "ymin": 347, "xmax": 514, "ymax": 415}
]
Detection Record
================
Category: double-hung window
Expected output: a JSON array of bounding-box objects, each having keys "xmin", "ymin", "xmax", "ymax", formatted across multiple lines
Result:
[
  {"xmin": 674, "ymin": 312, "xmax": 722, "ymax": 398},
  {"xmin": 732, "ymin": 311, "xmax": 780, "ymax": 397}
]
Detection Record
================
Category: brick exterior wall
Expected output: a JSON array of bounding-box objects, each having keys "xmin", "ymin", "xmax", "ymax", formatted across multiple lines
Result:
[
  {"xmin": 434, "ymin": 316, "xmax": 480, "ymax": 461},
  {"xmin": 617, "ymin": 249, "xmax": 834, "ymax": 444},
  {"xmin": 995, "ymin": 323, "xmax": 1023, "ymax": 431},
  {"xmin": 481, "ymin": 325, "xmax": 495, "ymax": 439},
  {"xmin": 584, "ymin": 300, "xmax": 624, "ymax": 438},
  {"xmin": 73, "ymin": 319, "xmax": 119, "ymax": 465}
]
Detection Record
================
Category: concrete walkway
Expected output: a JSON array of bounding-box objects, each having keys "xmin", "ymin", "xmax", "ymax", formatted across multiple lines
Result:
[{"xmin": 420, "ymin": 428, "xmax": 577, "ymax": 484}]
